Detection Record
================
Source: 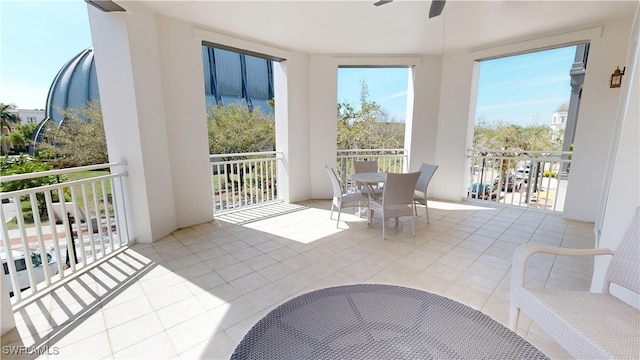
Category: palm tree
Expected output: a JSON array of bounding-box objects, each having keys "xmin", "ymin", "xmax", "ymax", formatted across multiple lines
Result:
[{"xmin": 1, "ymin": 103, "xmax": 20, "ymax": 155}]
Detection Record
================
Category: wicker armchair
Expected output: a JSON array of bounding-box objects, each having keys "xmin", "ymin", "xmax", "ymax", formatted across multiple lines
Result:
[
  {"xmin": 509, "ymin": 207, "xmax": 640, "ymax": 359},
  {"xmin": 413, "ymin": 163, "xmax": 438, "ymax": 222},
  {"xmin": 325, "ymin": 165, "xmax": 369, "ymax": 228},
  {"xmin": 368, "ymin": 172, "xmax": 421, "ymax": 240}
]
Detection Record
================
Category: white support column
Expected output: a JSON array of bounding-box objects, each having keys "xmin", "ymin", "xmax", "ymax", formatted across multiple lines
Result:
[
  {"xmin": 309, "ymin": 55, "xmax": 338, "ymax": 199},
  {"xmin": 88, "ymin": 4, "xmax": 177, "ymax": 242},
  {"xmin": 405, "ymin": 56, "xmax": 442, "ymax": 173},
  {"xmin": 156, "ymin": 15, "xmax": 214, "ymax": 228},
  {"xmin": 273, "ymin": 61, "xmax": 289, "ymax": 203},
  {"xmin": 274, "ymin": 52, "xmax": 311, "ymax": 203}
]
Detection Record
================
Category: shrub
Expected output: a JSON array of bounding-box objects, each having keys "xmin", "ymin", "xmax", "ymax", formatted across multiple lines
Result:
[{"xmin": 1, "ymin": 156, "xmax": 66, "ymax": 215}]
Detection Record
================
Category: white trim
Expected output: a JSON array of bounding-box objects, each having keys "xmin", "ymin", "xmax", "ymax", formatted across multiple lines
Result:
[
  {"xmin": 470, "ymin": 26, "xmax": 603, "ymax": 60},
  {"xmin": 333, "ymin": 56, "xmax": 422, "ymax": 67},
  {"xmin": 193, "ymin": 27, "xmax": 291, "ymax": 60}
]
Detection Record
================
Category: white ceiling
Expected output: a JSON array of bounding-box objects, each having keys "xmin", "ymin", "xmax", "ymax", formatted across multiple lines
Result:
[{"xmin": 131, "ymin": 0, "xmax": 638, "ymax": 55}]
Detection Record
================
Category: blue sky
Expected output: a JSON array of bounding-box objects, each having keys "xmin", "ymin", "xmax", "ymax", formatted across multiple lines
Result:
[
  {"xmin": 338, "ymin": 46, "xmax": 576, "ymax": 126},
  {"xmin": 1, "ymin": 1, "xmax": 575, "ymax": 128},
  {"xmin": 476, "ymin": 46, "xmax": 576, "ymax": 126},
  {"xmin": 337, "ymin": 67, "xmax": 410, "ymax": 123},
  {"xmin": 0, "ymin": 1, "xmax": 92, "ymax": 109}
]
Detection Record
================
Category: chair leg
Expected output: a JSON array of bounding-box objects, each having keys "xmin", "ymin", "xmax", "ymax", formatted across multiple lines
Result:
[
  {"xmin": 336, "ymin": 209, "xmax": 342, "ymax": 228},
  {"xmin": 509, "ymin": 306, "xmax": 520, "ymax": 331},
  {"xmin": 413, "ymin": 201, "xmax": 417, "ymax": 216},
  {"xmin": 425, "ymin": 201, "xmax": 430, "ymax": 224},
  {"xmin": 382, "ymin": 217, "xmax": 386, "ymax": 240},
  {"xmin": 411, "ymin": 214, "xmax": 415, "ymax": 237}
]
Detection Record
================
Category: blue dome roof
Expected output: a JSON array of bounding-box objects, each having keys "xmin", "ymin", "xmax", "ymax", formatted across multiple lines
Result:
[
  {"xmin": 34, "ymin": 48, "xmax": 99, "ymax": 143},
  {"xmin": 45, "ymin": 47, "xmax": 100, "ymax": 125}
]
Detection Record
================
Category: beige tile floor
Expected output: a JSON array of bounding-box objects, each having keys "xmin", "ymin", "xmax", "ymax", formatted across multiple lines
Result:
[{"xmin": 1, "ymin": 199, "xmax": 596, "ymax": 359}]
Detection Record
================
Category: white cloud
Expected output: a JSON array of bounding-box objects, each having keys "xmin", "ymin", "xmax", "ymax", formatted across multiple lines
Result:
[
  {"xmin": 477, "ymin": 97, "xmax": 564, "ymax": 113},
  {"xmin": 383, "ymin": 91, "xmax": 407, "ymax": 101}
]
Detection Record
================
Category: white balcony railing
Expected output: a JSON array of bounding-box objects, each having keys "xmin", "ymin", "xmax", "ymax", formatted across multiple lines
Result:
[
  {"xmin": 467, "ymin": 149, "xmax": 572, "ymax": 212},
  {"xmin": 336, "ymin": 149, "xmax": 408, "ymax": 192},
  {"xmin": 1, "ymin": 162, "xmax": 129, "ymax": 304},
  {"xmin": 210, "ymin": 152, "xmax": 283, "ymax": 213},
  {"xmin": 209, "ymin": 149, "xmax": 407, "ymax": 214}
]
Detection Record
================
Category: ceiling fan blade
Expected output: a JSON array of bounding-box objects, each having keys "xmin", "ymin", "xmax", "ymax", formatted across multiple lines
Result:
[
  {"xmin": 429, "ymin": 0, "xmax": 446, "ymax": 18},
  {"xmin": 374, "ymin": 0, "xmax": 393, "ymax": 6}
]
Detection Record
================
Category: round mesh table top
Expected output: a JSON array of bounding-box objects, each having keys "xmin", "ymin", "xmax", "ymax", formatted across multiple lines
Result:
[{"xmin": 231, "ymin": 284, "xmax": 548, "ymax": 360}]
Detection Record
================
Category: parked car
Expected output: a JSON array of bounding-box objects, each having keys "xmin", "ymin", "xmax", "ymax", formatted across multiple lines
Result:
[
  {"xmin": 494, "ymin": 174, "xmax": 523, "ymax": 192},
  {"xmin": 516, "ymin": 163, "xmax": 542, "ymax": 183},
  {"xmin": 2, "ymin": 247, "xmax": 58, "ymax": 297},
  {"xmin": 468, "ymin": 182, "xmax": 499, "ymax": 200},
  {"xmin": 516, "ymin": 168, "xmax": 528, "ymax": 182}
]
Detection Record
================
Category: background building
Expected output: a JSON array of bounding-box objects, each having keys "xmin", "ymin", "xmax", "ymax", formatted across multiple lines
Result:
[
  {"xmin": 34, "ymin": 46, "xmax": 274, "ymax": 145},
  {"xmin": 16, "ymin": 109, "xmax": 45, "ymax": 124},
  {"xmin": 550, "ymin": 102, "xmax": 568, "ymax": 142}
]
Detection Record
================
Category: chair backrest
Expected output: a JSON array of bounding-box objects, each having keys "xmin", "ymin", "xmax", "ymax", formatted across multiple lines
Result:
[
  {"xmin": 382, "ymin": 172, "xmax": 421, "ymax": 205},
  {"xmin": 324, "ymin": 165, "xmax": 343, "ymax": 198},
  {"xmin": 605, "ymin": 206, "xmax": 640, "ymax": 293},
  {"xmin": 354, "ymin": 160, "xmax": 378, "ymax": 174},
  {"xmin": 415, "ymin": 163, "xmax": 438, "ymax": 193}
]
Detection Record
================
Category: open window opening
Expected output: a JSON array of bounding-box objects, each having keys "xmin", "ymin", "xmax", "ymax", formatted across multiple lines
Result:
[
  {"xmin": 468, "ymin": 43, "xmax": 589, "ymax": 212},
  {"xmin": 201, "ymin": 43, "xmax": 282, "ymax": 213},
  {"xmin": 336, "ymin": 66, "xmax": 411, "ymax": 180}
]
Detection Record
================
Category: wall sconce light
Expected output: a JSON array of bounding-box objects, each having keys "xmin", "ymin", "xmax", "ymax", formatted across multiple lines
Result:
[{"xmin": 610, "ymin": 66, "xmax": 626, "ymax": 88}]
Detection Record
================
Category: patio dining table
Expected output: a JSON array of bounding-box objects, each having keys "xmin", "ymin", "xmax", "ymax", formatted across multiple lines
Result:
[
  {"xmin": 350, "ymin": 172, "xmax": 387, "ymax": 221},
  {"xmin": 350, "ymin": 171, "xmax": 387, "ymax": 188},
  {"xmin": 350, "ymin": 171, "xmax": 387, "ymax": 199},
  {"xmin": 230, "ymin": 284, "xmax": 548, "ymax": 359}
]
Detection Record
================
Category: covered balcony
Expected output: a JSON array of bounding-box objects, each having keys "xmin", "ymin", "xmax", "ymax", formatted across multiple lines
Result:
[
  {"xmin": 2, "ymin": 198, "xmax": 597, "ymax": 358},
  {"xmin": 2, "ymin": 0, "xmax": 638, "ymax": 358}
]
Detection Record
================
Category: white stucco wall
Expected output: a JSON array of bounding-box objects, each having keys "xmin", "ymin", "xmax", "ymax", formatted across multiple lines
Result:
[
  {"xmin": 564, "ymin": 21, "xmax": 635, "ymax": 222},
  {"xmin": 273, "ymin": 60, "xmax": 292, "ymax": 202},
  {"xmin": 281, "ymin": 51, "xmax": 312, "ymax": 203},
  {"xmin": 309, "ymin": 55, "xmax": 338, "ymax": 200},
  {"xmin": 432, "ymin": 51, "xmax": 477, "ymax": 201},
  {"xmin": 157, "ymin": 15, "xmax": 214, "ymax": 228},
  {"xmin": 432, "ymin": 22, "xmax": 634, "ymax": 223},
  {"xmin": 16, "ymin": 109, "xmax": 45, "ymax": 124},
  {"xmin": 592, "ymin": 7, "xmax": 639, "ymax": 307},
  {"xmin": 88, "ymin": 4, "xmax": 177, "ymax": 243},
  {"xmin": 405, "ymin": 56, "xmax": 442, "ymax": 176},
  {"xmin": 87, "ymin": 2, "xmax": 635, "ymax": 244}
]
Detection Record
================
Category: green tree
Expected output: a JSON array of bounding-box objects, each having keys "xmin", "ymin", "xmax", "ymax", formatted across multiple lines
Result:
[
  {"xmin": 473, "ymin": 120, "xmax": 561, "ymax": 180},
  {"xmin": 8, "ymin": 122, "xmax": 38, "ymax": 153},
  {"xmin": 207, "ymin": 103, "xmax": 275, "ymax": 154},
  {"xmin": 207, "ymin": 103, "xmax": 275, "ymax": 188},
  {"xmin": 337, "ymin": 80, "xmax": 405, "ymax": 150},
  {"xmin": 1, "ymin": 156, "xmax": 63, "ymax": 216},
  {"xmin": 37, "ymin": 100, "xmax": 108, "ymax": 167},
  {"xmin": 1, "ymin": 103, "xmax": 20, "ymax": 155},
  {"xmin": 473, "ymin": 120, "xmax": 558, "ymax": 152}
]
